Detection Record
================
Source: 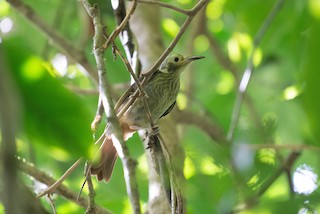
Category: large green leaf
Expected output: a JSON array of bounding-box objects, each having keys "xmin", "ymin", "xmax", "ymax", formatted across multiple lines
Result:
[
  {"xmin": 302, "ymin": 20, "xmax": 320, "ymax": 144},
  {"xmin": 3, "ymin": 40, "xmax": 93, "ymax": 158}
]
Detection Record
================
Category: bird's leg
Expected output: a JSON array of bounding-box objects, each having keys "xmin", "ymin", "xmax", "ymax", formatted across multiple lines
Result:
[
  {"xmin": 150, "ymin": 125, "xmax": 160, "ymax": 136},
  {"xmin": 146, "ymin": 125, "xmax": 160, "ymax": 149}
]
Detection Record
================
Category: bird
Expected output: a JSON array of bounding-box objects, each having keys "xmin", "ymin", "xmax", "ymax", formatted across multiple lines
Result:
[{"xmin": 91, "ymin": 54, "xmax": 204, "ymax": 182}]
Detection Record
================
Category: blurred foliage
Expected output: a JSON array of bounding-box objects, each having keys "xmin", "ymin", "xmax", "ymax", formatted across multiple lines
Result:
[{"xmin": 1, "ymin": 0, "xmax": 320, "ymax": 213}]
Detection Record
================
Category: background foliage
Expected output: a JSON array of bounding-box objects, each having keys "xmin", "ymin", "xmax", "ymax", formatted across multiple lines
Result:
[{"xmin": 1, "ymin": 0, "xmax": 320, "ymax": 213}]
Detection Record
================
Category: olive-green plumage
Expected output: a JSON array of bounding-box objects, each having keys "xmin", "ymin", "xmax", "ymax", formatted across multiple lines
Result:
[{"xmin": 91, "ymin": 54, "xmax": 204, "ymax": 182}]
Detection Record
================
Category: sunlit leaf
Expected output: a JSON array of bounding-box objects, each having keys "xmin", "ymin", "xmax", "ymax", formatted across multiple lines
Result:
[
  {"xmin": 193, "ymin": 34, "xmax": 209, "ymax": 53},
  {"xmin": 0, "ymin": 1, "xmax": 10, "ymax": 16},
  {"xmin": 162, "ymin": 18, "xmax": 180, "ymax": 37},
  {"xmin": 309, "ymin": 0, "xmax": 320, "ymax": 20}
]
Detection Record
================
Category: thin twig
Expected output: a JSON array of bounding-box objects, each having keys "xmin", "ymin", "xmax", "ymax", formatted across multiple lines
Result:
[
  {"xmin": 111, "ymin": 42, "xmax": 145, "ymax": 96},
  {"xmin": 226, "ymin": 0, "xmax": 285, "ymax": 141},
  {"xmin": 47, "ymin": 195, "xmax": 57, "ymax": 214},
  {"xmin": 286, "ymin": 170, "xmax": 295, "ymax": 197},
  {"xmin": 128, "ymin": 0, "xmax": 190, "ymax": 15},
  {"xmin": 143, "ymin": 0, "xmax": 208, "ymax": 80},
  {"xmin": 17, "ymin": 158, "xmax": 112, "ymax": 214},
  {"xmin": 102, "ymin": 0, "xmax": 137, "ymax": 49},
  {"xmin": 85, "ymin": 170, "xmax": 97, "ymax": 214},
  {"xmin": 36, "ymin": 158, "xmax": 83, "ymax": 198}
]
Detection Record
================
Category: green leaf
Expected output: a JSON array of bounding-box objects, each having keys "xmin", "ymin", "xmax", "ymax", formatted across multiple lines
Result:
[
  {"xmin": 302, "ymin": 21, "xmax": 320, "ymax": 145},
  {"xmin": 3, "ymin": 41, "xmax": 93, "ymax": 158}
]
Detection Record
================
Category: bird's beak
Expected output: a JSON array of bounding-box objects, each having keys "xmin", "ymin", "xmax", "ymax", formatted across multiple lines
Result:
[
  {"xmin": 186, "ymin": 55, "xmax": 205, "ymax": 61},
  {"xmin": 179, "ymin": 56, "xmax": 205, "ymax": 68}
]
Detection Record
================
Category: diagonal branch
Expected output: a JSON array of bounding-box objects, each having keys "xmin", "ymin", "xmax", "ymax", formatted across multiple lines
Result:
[
  {"xmin": 36, "ymin": 158, "xmax": 83, "ymax": 198},
  {"xmin": 143, "ymin": 0, "xmax": 209, "ymax": 79},
  {"xmin": 17, "ymin": 158, "xmax": 112, "ymax": 214},
  {"xmin": 226, "ymin": 0, "xmax": 285, "ymax": 141},
  {"xmin": 128, "ymin": 0, "xmax": 191, "ymax": 15},
  {"xmin": 102, "ymin": 0, "xmax": 137, "ymax": 50}
]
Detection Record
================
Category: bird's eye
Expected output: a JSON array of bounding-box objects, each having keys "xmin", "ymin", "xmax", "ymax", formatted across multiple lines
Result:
[{"xmin": 174, "ymin": 57, "xmax": 179, "ymax": 62}]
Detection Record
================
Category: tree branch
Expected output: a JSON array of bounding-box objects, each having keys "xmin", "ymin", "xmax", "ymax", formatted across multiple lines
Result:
[
  {"xmin": 128, "ymin": 0, "xmax": 191, "ymax": 15},
  {"xmin": 36, "ymin": 158, "xmax": 83, "ymax": 198},
  {"xmin": 102, "ymin": 0, "xmax": 137, "ymax": 50},
  {"xmin": 143, "ymin": 0, "xmax": 209, "ymax": 79},
  {"xmin": 85, "ymin": 169, "xmax": 97, "ymax": 214},
  {"xmin": 17, "ymin": 158, "xmax": 111, "ymax": 214},
  {"xmin": 226, "ymin": 0, "xmax": 285, "ymax": 141}
]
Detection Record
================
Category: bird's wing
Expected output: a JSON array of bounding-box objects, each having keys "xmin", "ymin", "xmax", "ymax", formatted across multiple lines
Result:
[
  {"xmin": 160, "ymin": 101, "xmax": 176, "ymax": 118},
  {"xmin": 115, "ymin": 70, "xmax": 161, "ymax": 112},
  {"xmin": 114, "ymin": 81, "xmax": 138, "ymax": 111}
]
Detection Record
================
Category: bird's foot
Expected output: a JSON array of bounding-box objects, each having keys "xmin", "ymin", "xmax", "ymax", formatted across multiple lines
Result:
[
  {"xmin": 146, "ymin": 126, "xmax": 160, "ymax": 149},
  {"xmin": 150, "ymin": 126, "xmax": 160, "ymax": 136}
]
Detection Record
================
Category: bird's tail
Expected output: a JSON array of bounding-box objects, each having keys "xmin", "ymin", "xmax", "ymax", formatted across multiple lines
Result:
[{"xmin": 90, "ymin": 135, "xmax": 118, "ymax": 182}]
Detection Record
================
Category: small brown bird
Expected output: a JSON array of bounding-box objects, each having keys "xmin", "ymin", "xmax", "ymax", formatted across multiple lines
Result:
[{"xmin": 91, "ymin": 54, "xmax": 204, "ymax": 182}]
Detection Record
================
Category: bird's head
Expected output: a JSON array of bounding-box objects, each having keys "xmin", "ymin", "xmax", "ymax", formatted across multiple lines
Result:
[{"xmin": 159, "ymin": 54, "xmax": 204, "ymax": 74}]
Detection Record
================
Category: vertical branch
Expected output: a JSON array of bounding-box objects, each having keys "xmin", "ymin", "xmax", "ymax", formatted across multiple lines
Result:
[
  {"xmin": 226, "ymin": 0, "xmax": 285, "ymax": 141},
  {"xmin": 81, "ymin": 1, "xmax": 141, "ymax": 214},
  {"xmin": 85, "ymin": 172, "xmax": 97, "ymax": 214}
]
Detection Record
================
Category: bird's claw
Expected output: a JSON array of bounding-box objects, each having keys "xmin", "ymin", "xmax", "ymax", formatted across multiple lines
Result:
[
  {"xmin": 145, "ymin": 126, "xmax": 160, "ymax": 149},
  {"xmin": 150, "ymin": 126, "xmax": 160, "ymax": 136}
]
